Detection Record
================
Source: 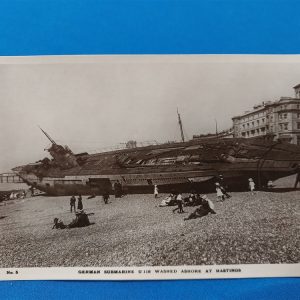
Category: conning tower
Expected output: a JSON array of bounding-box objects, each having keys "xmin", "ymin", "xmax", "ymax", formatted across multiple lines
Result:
[{"xmin": 39, "ymin": 127, "xmax": 79, "ymax": 169}]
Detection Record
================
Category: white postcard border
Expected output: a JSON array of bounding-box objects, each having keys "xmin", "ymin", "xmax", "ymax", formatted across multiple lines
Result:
[{"xmin": 1, "ymin": 264, "xmax": 299, "ymax": 281}]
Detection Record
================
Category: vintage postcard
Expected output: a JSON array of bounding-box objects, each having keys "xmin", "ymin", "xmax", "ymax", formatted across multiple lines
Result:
[{"xmin": 0, "ymin": 55, "xmax": 299, "ymax": 280}]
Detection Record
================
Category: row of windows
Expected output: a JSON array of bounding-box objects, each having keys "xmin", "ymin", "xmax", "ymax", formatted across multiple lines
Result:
[
  {"xmin": 277, "ymin": 112, "xmax": 300, "ymax": 119},
  {"xmin": 278, "ymin": 123, "xmax": 289, "ymax": 131},
  {"xmin": 279, "ymin": 104, "xmax": 289, "ymax": 110},
  {"xmin": 278, "ymin": 122, "xmax": 300, "ymax": 131},
  {"xmin": 237, "ymin": 103, "xmax": 300, "ymax": 124},
  {"xmin": 241, "ymin": 127, "xmax": 267, "ymax": 137},
  {"xmin": 278, "ymin": 113, "xmax": 288, "ymax": 120},
  {"xmin": 241, "ymin": 122, "xmax": 300, "ymax": 133},
  {"xmin": 278, "ymin": 104, "xmax": 300, "ymax": 111},
  {"xmin": 239, "ymin": 111, "xmax": 267, "ymax": 123},
  {"xmin": 242, "ymin": 118, "xmax": 266, "ymax": 129},
  {"xmin": 238, "ymin": 112, "xmax": 300, "ymax": 129}
]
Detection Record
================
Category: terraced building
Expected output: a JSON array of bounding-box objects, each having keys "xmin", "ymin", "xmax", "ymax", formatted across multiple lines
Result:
[{"xmin": 232, "ymin": 84, "xmax": 300, "ymax": 145}]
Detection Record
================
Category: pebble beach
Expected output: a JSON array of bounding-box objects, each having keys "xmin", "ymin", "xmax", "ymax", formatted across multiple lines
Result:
[{"xmin": 0, "ymin": 176, "xmax": 299, "ymax": 268}]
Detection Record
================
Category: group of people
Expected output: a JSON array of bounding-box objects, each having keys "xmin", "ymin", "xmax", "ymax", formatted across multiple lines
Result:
[
  {"xmin": 156, "ymin": 174, "xmax": 262, "ymax": 221},
  {"xmin": 53, "ymin": 194, "xmax": 92, "ymax": 229},
  {"xmin": 184, "ymin": 195, "xmax": 216, "ymax": 221},
  {"xmin": 215, "ymin": 175, "xmax": 261, "ymax": 199},
  {"xmin": 54, "ymin": 174, "xmax": 271, "ymax": 229},
  {"xmin": 159, "ymin": 192, "xmax": 208, "ymax": 207},
  {"xmin": 52, "ymin": 210, "xmax": 94, "ymax": 229},
  {"xmin": 70, "ymin": 195, "xmax": 83, "ymax": 212},
  {"xmin": 158, "ymin": 191, "xmax": 216, "ymax": 221},
  {"xmin": 54, "ymin": 185, "xmax": 121, "ymax": 229}
]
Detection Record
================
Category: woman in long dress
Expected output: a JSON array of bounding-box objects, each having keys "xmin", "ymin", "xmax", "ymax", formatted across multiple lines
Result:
[{"xmin": 77, "ymin": 195, "xmax": 83, "ymax": 210}]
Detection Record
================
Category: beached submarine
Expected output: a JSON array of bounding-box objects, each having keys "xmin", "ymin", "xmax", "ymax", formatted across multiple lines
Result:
[{"xmin": 12, "ymin": 127, "xmax": 300, "ymax": 196}]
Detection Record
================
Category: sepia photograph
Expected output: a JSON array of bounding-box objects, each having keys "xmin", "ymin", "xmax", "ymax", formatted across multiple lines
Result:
[{"xmin": 0, "ymin": 55, "xmax": 299, "ymax": 280}]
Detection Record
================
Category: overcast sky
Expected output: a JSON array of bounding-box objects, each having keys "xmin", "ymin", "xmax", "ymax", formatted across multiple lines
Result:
[{"xmin": 0, "ymin": 55, "xmax": 300, "ymax": 172}]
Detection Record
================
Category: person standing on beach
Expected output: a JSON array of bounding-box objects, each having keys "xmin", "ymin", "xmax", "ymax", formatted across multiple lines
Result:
[
  {"xmin": 70, "ymin": 195, "xmax": 76, "ymax": 213},
  {"xmin": 154, "ymin": 185, "xmax": 159, "ymax": 198},
  {"xmin": 218, "ymin": 175, "xmax": 231, "ymax": 198},
  {"xmin": 249, "ymin": 178, "xmax": 255, "ymax": 195},
  {"xmin": 173, "ymin": 193, "xmax": 184, "ymax": 213},
  {"xmin": 215, "ymin": 183, "xmax": 225, "ymax": 201},
  {"xmin": 114, "ymin": 180, "xmax": 123, "ymax": 198},
  {"xmin": 77, "ymin": 195, "xmax": 83, "ymax": 210},
  {"xmin": 102, "ymin": 192, "xmax": 110, "ymax": 204}
]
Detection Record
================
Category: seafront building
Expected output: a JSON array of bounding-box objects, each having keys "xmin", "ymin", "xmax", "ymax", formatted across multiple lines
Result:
[{"xmin": 232, "ymin": 84, "xmax": 300, "ymax": 145}]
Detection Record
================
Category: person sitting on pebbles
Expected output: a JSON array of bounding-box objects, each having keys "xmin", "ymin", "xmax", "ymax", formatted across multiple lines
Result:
[
  {"xmin": 52, "ymin": 210, "xmax": 94, "ymax": 229},
  {"xmin": 184, "ymin": 195, "xmax": 216, "ymax": 221},
  {"xmin": 159, "ymin": 193, "xmax": 173, "ymax": 207},
  {"xmin": 52, "ymin": 218, "xmax": 67, "ymax": 229},
  {"xmin": 183, "ymin": 193, "xmax": 196, "ymax": 206},
  {"xmin": 68, "ymin": 210, "xmax": 93, "ymax": 228}
]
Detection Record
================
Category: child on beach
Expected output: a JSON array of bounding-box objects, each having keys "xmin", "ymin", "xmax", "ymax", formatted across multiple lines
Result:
[
  {"xmin": 215, "ymin": 182, "xmax": 225, "ymax": 201},
  {"xmin": 249, "ymin": 178, "xmax": 255, "ymax": 195},
  {"xmin": 154, "ymin": 185, "xmax": 159, "ymax": 198}
]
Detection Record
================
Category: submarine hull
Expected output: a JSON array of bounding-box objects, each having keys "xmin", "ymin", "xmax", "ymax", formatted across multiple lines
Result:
[
  {"xmin": 14, "ymin": 135, "xmax": 300, "ymax": 196},
  {"xmin": 19, "ymin": 166, "xmax": 298, "ymax": 196}
]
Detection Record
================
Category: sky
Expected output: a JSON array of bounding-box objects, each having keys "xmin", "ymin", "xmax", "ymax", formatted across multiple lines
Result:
[{"xmin": 0, "ymin": 55, "xmax": 300, "ymax": 172}]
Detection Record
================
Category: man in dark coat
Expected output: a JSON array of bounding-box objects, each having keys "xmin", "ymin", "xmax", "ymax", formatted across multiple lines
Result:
[
  {"xmin": 102, "ymin": 192, "xmax": 110, "ymax": 204},
  {"xmin": 70, "ymin": 195, "xmax": 76, "ymax": 212}
]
